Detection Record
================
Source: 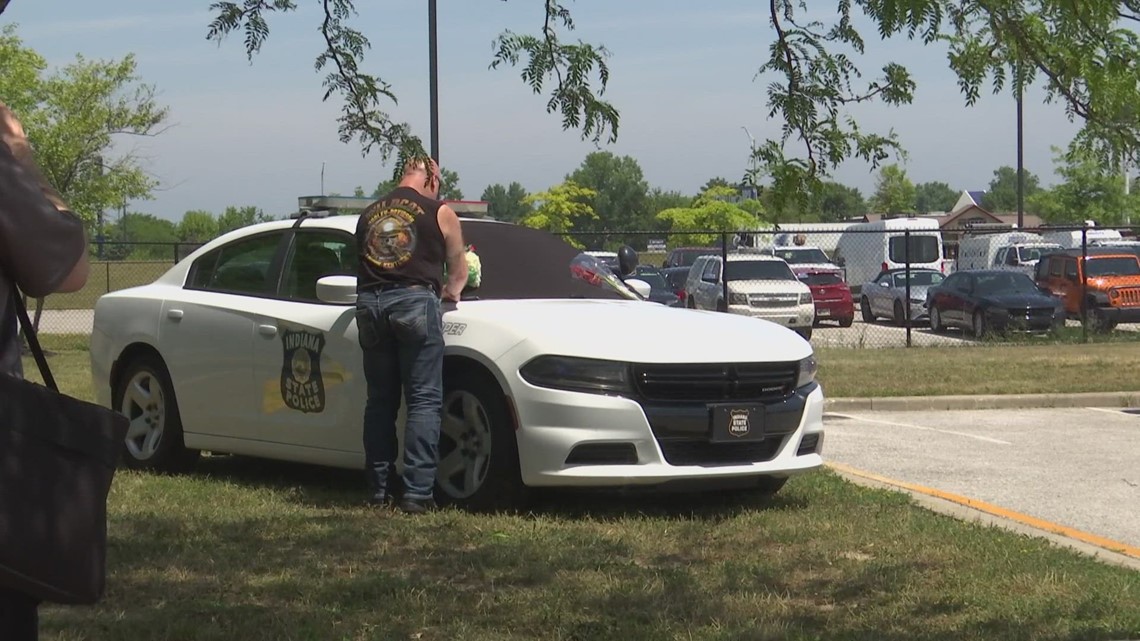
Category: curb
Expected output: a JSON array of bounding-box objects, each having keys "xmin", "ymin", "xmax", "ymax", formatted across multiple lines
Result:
[{"xmin": 825, "ymin": 391, "xmax": 1140, "ymax": 412}]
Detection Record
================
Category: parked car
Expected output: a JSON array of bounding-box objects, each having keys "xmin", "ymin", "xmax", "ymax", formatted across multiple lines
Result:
[
  {"xmin": 759, "ymin": 245, "xmax": 838, "ymax": 272},
  {"xmin": 926, "ymin": 269, "xmax": 1065, "ymax": 337},
  {"xmin": 90, "ymin": 215, "xmax": 825, "ymax": 511},
  {"xmin": 660, "ymin": 266, "xmax": 693, "ymax": 305},
  {"xmin": 685, "ymin": 253, "xmax": 815, "ymax": 340},
  {"xmin": 797, "ymin": 269, "xmax": 854, "ymax": 327},
  {"xmin": 1034, "ymin": 249, "xmax": 1140, "ymax": 331},
  {"xmin": 662, "ymin": 246, "xmax": 719, "ymax": 268},
  {"xmin": 859, "ymin": 268, "xmax": 945, "ymax": 326},
  {"xmin": 632, "ymin": 265, "xmax": 682, "ymax": 306}
]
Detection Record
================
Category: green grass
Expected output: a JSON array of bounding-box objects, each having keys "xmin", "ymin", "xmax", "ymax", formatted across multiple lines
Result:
[
  {"xmin": 38, "ymin": 261, "xmax": 172, "ymax": 310},
  {"xmin": 18, "ymin": 340, "xmax": 1140, "ymax": 640}
]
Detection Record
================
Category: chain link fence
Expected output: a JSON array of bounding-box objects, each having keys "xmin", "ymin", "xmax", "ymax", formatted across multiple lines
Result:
[
  {"xmin": 556, "ymin": 223, "xmax": 1140, "ymax": 349},
  {"xmin": 29, "ymin": 225, "xmax": 1140, "ymax": 350}
]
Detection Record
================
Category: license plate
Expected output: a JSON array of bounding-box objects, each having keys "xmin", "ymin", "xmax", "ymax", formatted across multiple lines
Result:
[
  {"xmin": 818, "ymin": 308, "xmax": 831, "ymax": 316},
  {"xmin": 709, "ymin": 404, "xmax": 765, "ymax": 442}
]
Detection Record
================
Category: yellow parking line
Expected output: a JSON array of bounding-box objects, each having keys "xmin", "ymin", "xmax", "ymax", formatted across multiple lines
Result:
[{"xmin": 826, "ymin": 461, "xmax": 1140, "ymax": 560}]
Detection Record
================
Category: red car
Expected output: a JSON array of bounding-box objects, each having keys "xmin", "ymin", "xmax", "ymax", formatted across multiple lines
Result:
[{"xmin": 796, "ymin": 268, "xmax": 855, "ymax": 327}]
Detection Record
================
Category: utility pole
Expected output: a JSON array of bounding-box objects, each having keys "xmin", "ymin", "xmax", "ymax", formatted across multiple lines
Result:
[
  {"xmin": 1016, "ymin": 60, "xmax": 1024, "ymax": 228},
  {"xmin": 428, "ymin": 0, "xmax": 440, "ymax": 163}
]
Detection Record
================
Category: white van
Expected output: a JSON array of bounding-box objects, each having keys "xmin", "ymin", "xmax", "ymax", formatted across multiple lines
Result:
[
  {"xmin": 1040, "ymin": 222, "xmax": 1126, "ymax": 249},
  {"xmin": 956, "ymin": 231, "xmax": 1062, "ymax": 274},
  {"xmin": 833, "ymin": 217, "xmax": 945, "ymax": 293}
]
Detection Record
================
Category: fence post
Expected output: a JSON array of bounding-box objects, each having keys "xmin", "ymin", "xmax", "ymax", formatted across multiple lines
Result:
[
  {"xmin": 720, "ymin": 232, "xmax": 729, "ymax": 312},
  {"xmin": 904, "ymin": 229, "xmax": 912, "ymax": 348},
  {"xmin": 105, "ymin": 261, "xmax": 111, "ymax": 295},
  {"xmin": 173, "ymin": 242, "xmax": 180, "ymax": 264},
  {"xmin": 1081, "ymin": 225, "xmax": 1088, "ymax": 343}
]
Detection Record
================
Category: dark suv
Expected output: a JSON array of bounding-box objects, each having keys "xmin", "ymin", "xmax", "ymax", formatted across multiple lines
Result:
[{"xmin": 662, "ymin": 247, "xmax": 718, "ymax": 269}]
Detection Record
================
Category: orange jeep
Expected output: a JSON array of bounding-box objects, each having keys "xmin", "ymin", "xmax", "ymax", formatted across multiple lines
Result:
[{"xmin": 1034, "ymin": 249, "xmax": 1140, "ymax": 330}]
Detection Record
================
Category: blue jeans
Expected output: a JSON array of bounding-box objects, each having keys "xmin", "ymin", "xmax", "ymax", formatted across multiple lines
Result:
[{"xmin": 356, "ymin": 285, "xmax": 445, "ymax": 501}]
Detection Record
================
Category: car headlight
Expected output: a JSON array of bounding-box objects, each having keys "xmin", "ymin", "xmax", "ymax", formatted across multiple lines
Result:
[
  {"xmin": 799, "ymin": 292, "xmax": 813, "ymax": 305},
  {"xmin": 730, "ymin": 292, "xmax": 749, "ymax": 305},
  {"xmin": 796, "ymin": 355, "xmax": 818, "ymax": 389},
  {"xmin": 519, "ymin": 355, "xmax": 632, "ymax": 395}
]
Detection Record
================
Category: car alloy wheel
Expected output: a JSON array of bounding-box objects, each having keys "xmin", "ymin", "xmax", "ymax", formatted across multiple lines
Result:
[
  {"xmin": 861, "ymin": 297, "xmax": 874, "ymax": 323},
  {"xmin": 435, "ymin": 370, "xmax": 525, "ymax": 511},
  {"xmin": 113, "ymin": 354, "xmax": 199, "ymax": 472}
]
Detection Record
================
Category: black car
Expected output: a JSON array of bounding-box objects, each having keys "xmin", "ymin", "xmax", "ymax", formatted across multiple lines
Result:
[
  {"xmin": 926, "ymin": 269, "xmax": 1065, "ymax": 337},
  {"xmin": 632, "ymin": 266, "xmax": 682, "ymax": 306}
]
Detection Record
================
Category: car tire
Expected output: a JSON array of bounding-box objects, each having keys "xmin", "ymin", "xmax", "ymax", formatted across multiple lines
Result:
[
  {"xmin": 893, "ymin": 300, "xmax": 906, "ymax": 327},
  {"xmin": 972, "ymin": 309, "xmax": 986, "ymax": 339},
  {"xmin": 861, "ymin": 297, "xmax": 874, "ymax": 323},
  {"xmin": 929, "ymin": 307, "xmax": 943, "ymax": 333},
  {"xmin": 112, "ymin": 353, "xmax": 200, "ymax": 473},
  {"xmin": 796, "ymin": 327, "xmax": 813, "ymax": 341},
  {"xmin": 716, "ymin": 298, "xmax": 727, "ymax": 313},
  {"xmin": 435, "ymin": 369, "xmax": 526, "ymax": 512},
  {"xmin": 838, "ymin": 316, "xmax": 853, "ymax": 328}
]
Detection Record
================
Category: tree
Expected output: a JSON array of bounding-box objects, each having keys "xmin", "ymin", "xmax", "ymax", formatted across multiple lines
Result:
[
  {"xmin": 1034, "ymin": 144, "xmax": 1139, "ymax": 224},
  {"xmin": 178, "ymin": 210, "xmax": 219, "ymax": 243},
  {"xmin": 519, "ymin": 180, "xmax": 598, "ymax": 247},
  {"xmin": 205, "ymin": 2, "xmax": 1140, "ymax": 206},
  {"xmin": 914, "ymin": 181, "xmax": 959, "ymax": 213},
  {"xmin": 0, "ymin": 24, "xmax": 169, "ymax": 227},
  {"xmin": 367, "ymin": 167, "xmax": 461, "ymax": 199},
  {"xmin": 869, "ymin": 164, "xmax": 916, "ymax": 215},
  {"xmin": 481, "ymin": 182, "xmax": 532, "ymax": 223},
  {"xmin": 656, "ymin": 186, "xmax": 770, "ymax": 247},
  {"xmin": 112, "ymin": 213, "xmax": 179, "ymax": 260},
  {"xmin": 981, "ymin": 166, "xmax": 1041, "ymax": 212},
  {"xmin": 217, "ymin": 205, "xmax": 274, "ymax": 234},
  {"xmin": 565, "ymin": 152, "xmax": 650, "ymax": 234},
  {"xmin": 812, "ymin": 181, "xmax": 866, "ymax": 221}
]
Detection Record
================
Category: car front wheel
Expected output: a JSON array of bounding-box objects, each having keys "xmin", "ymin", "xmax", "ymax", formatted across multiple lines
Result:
[
  {"xmin": 436, "ymin": 369, "xmax": 526, "ymax": 511},
  {"xmin": 113, "ymin": 354, "xmax": 200, "ymax": 473},
  {"xmin": 929, "ymin": 306, "xmax": 944, "ymax": 333},
  {"xmin": 861, "ymin": 297, "xmax": 874, "ymax": 323}
]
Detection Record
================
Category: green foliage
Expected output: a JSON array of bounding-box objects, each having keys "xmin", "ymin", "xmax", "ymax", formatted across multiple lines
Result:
[
  {"xmin": 1032, "ymin": 144, "xmax": 1138, "ymax": 224},
  {"xmin": 813, "ymin": 181, "xmax": 867, "ymax": 220},
  {"xmin": 0, "ymin": 25, "xmax": 169, "ymax": 226},
  {"xmin": 481, "ymin": 182, "xmax": 533, "ymax": 223},
  {"xmin": 366, "ymin": 167, "xmax": 461, "ymax": 199},
  {"xmin": 656, "ymin": 187, "xmax": 770, "ymax": 247},
  {"xmin": 520, "ymin": 180, "xmax": 598, "ymax": 246},
  {"xmin": 565, "ymin": 151, "xmax": 649, "ymax": 233},
  {"xmin": 110, "ymin": 213, "xmax": 179, "ymax": 260},
  {"xmin": 914, "ymin": 181, "xmax": 959, "ymax": 213},
  {"xmin": 217, "ymin": 205, "xmax": 274, "ymax": 234},
  {"xmin": 870, "ymin": 164, "xmax": 917, "ymax": 214},
  {"xmin": 178, "ymin": 210, "xmax": 220, "ymax": 243},
  {"xmin": 981, "ymin": 166, "xmax": 1041, "ymax": 212}
]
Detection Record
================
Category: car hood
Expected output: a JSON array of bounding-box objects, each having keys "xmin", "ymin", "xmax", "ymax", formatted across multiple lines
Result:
[
  {"xmin": 449, "ymin": 299, "xmax": 812, "ymax": 363},
  {"xmin": 981, "ymin": 292, "xmax": 1059, "ymax": 308},
  {"xmin": 1088, "ymin": 275, "xmax": 1140, "ymax": 288}
]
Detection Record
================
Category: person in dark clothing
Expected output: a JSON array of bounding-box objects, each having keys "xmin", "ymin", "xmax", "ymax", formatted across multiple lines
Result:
[
  {"xmin": 0, "ymin": 101, "xmax": 90, "ymax": 639},
  {"xmin": 355, "ymin": 157, "xmax": 467, "ymax": 514}
]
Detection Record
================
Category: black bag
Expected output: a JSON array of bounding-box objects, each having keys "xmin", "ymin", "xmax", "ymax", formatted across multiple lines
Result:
[{"xmin": 0, "ymin": 290, "xmax": 129, "ymax": 604}]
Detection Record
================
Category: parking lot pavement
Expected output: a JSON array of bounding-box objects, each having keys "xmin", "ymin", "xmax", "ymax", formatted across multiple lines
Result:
[
  {"xmin": 809, "ymin": 316, "xmax": 1140, "ymax": 349},
  {"xmin": 31, "ymin": 309, "xmax": 93, "ymax": 334},
  {"xmin": 821, "ymin": 407, "xmax": 1140, "ymax": 560}
]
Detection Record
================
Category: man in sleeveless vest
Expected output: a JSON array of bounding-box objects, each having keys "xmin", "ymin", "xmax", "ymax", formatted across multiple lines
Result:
[{"xmin": 354, "ymin": 157, "xmax": 467, "ymax": 513}]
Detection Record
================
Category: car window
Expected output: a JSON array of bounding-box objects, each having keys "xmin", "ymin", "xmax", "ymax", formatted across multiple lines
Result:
[
  {"xmin": 975, "ymin": 272, "xmax": 1036, "ymax": 295},
  {"xmin": 772, "ymin": 248, "xmax": 829, "ymax": 264},
  {"xmin": 280, "ymin": 230, "xmax": 357, "ymax": 301},
  {"xmin": 799, "ymin": 272, "xmax": 842, "ymax": 286},
  {"xmin": 188, "ymin": 232, "xmax": 283, "ymax": 295},
  {"xmin": 1085, "ymin": 256, "xmax": 1140, "ymax": 277},
  {"xmin": 702, "ymin": 258, "xmax": 719, "ymax": 281},
  {"xmin": 1049, "ymin": 258, "xmax": 1063, "ymax": 278},
  {"xmin": 888, "ymin": 235, "xmax": 940, "ymax": 263},
  {"xmin": 1064, "ymin": 259, "xmax": 1079, "ymax": 280}
]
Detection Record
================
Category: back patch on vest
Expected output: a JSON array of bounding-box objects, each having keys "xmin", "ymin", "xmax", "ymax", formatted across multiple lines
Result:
[{"xmin": 363, "ymin": 197, "xmax": 424, "ymax": 269}]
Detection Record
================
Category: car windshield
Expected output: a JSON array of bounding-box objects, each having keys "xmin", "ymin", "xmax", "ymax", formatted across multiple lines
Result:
[
  {"xmin": 724, "ymin": 260, "xmax": 796, "ymax": 281},
  {"xmin": 1085, "ymin": 256, "xmax": 1140, "ymax": 277},
  {"xmin": 799, "ymin": 272, "xmax": 843, "ymax": 286},
  {"xmin": 772, "ymin": 248, "xmax": 830, "ymax": 264},
  {"xmin": 890, "ymin": 271, "xmax": 944, "ymax": 288},
  {"xmin": 1018, "ymin": 245, "xmax": 1061, "ymax": 262},
  {"xmin": 974, "ymin": 272, "xmax": 1037, "ymax": 295}
]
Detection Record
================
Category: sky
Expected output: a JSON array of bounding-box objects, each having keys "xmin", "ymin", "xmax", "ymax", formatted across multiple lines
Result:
[{"xmin": 2, "ymin": 0, "xmax": 1089, "ymax": 223}]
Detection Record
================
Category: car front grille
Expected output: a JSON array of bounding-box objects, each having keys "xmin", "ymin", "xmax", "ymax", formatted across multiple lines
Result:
[
  {"xmin": 748, "ymin": 294, "xmax": 798, "ymax": 308},
  {"xmin": 632, "ymin": 363, "xmax": 798, "ymax": 403},
  {"xmin": 1026, "ymin": 307, "xmax": 1055, "ymax": 319},
  {"xmin": 1116, "ymin": 287, "xmax": 1140, "ymax": 306},
  {"xmin": 658, "ymin": 437, "xmax": 785, "ymax": 466}
]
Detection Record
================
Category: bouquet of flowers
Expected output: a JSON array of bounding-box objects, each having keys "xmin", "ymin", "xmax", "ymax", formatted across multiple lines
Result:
[{"xmin": 444, "ymin": 244, "xmax": 481, "ymax": 290}]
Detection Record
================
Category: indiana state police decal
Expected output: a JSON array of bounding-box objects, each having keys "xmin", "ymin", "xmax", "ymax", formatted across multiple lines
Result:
[{"xmin": 281, "ymin": 328, "xmax": 326, "ymax": 413}]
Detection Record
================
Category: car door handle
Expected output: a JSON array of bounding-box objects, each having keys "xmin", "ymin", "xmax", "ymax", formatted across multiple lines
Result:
[
  {"xmin": 258, "ymin": 324, "xmax": 278, "ymax": 337},
  {"xmin": 167, "ymin": 309, "xmax": 183, "ymax": 321}
]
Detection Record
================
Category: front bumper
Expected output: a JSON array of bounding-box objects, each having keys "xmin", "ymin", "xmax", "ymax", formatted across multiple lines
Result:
[
  {"xmin": 726, "ymin": 303, "xmax": 816, "ymax": 328},
  {"xmin": 1095, "ymin": 305, "xmax": 1140, "ymax": 324},
  {"xmin": 987, "ymin": 307, "xmax": 1065, "ymax": 331},
  {"xmin": 511, "ymin": 380, "xmax": 825, "ymax": 488}
]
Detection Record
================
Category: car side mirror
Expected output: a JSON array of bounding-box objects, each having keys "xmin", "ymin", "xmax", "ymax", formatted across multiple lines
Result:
[
  {"xmin": 879, "ymin": 281, "xmax": 889, "ymax": 287},
  {"xmin": 316, "ymin": 275, "xmax": 358, "ymax": 304},
  {"xmin": 624, "ymin": 278, "xmax": 652, "ymax": 299}
]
